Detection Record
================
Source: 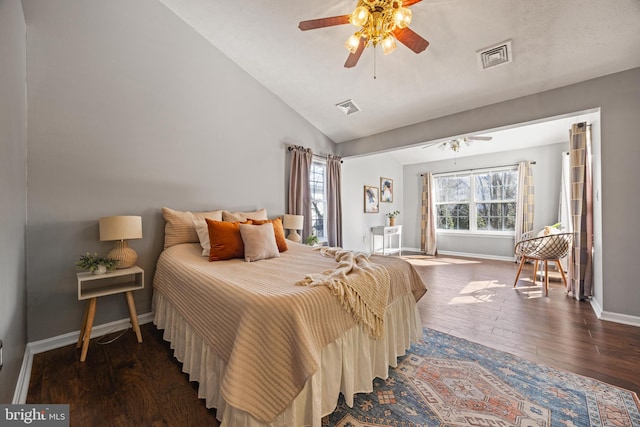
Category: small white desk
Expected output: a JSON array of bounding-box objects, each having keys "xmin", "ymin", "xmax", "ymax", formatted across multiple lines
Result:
[
  {"xmin": 76, "ymin": 266, "xmax": 144, "ymax": 361},
  {"xmin": 370, "ymin": 225, "xmax": 402, "ymax": 256}
]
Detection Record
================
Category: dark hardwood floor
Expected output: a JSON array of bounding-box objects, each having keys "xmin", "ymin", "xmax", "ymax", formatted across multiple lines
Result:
[{"xmin": 27, "ymin": 255, "xmax": 640, "ymax": 426}]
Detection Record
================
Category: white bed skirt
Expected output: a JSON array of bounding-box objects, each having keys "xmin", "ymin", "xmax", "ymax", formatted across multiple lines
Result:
[{"xmin": 153, "ymin": 292, "xmax": 422, "ymax": 427}]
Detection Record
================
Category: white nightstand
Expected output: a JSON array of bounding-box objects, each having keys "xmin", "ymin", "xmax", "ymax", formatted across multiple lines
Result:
[
  {"xmin": 370, "ymin": 225, "xmax": 403, "ymax": 256},
  {"xmin": 76, "ymin": 266, "xmax": 144, "ymax": 362}
]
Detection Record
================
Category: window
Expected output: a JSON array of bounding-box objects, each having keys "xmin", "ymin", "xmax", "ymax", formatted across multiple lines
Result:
[
  {"xmin": 309, "ymin": 159, "xmax": 327, "ymax": 240},
  {"xmin": 434, "ymin": 167, "xmax": 518, "ymax": 234}
]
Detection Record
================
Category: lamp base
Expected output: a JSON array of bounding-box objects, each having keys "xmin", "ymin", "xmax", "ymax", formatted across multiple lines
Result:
[
  {"xmin": 108, "ymin": 240, "xmax": 138, "ymax": 269},
  {"xmin": 287, "ymin": 230, "xmax": 302, "ymax": 243}
]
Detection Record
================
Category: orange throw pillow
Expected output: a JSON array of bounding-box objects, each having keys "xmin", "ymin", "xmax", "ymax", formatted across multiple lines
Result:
[
  {"xmin": 206, "ymin": 219, "xmax": 247, "ymax": 261},
  {"xmin": 250, "ymin": 217, "xmax": 288, "ymax": 252}
]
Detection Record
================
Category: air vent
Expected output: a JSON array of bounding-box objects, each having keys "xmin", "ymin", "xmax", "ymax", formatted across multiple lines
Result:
[
  {"xmin": 477, "ymin": 40, "xmax": 512, "ymax": 70},
  {"xmin": 336, "ymin": 99, "xmax": 361, "ymax": 116}
]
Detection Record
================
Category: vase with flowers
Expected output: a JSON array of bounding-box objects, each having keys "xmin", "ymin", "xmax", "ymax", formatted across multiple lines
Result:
[{"xmin": 385, "ymin": 210, "xmax": 400, "ymax": 226}]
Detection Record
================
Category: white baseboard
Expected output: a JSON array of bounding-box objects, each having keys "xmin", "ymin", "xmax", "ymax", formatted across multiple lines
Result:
[
  {"xmin": 13, "ymin": 312, "xmax": 154, "ymax": 404},
  {"xmin": 590, "ymin": 297, "xmax": 604, "ymax": 318},
  {"xmin": 598, "ymin": 310, "xmax": 640, "ymax": 328},
  {"xmin": 404, "ymin": 247, "xmax": 515, "ymax": 262},
  {"xmin": 589, "ymin": 297, "xmax": 640, "ymax": 327}
]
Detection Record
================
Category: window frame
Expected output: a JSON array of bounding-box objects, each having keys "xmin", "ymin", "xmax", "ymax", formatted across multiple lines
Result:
[
  {"xmin": 309, "ymin": 158, "xmax": 328, "ymax": 242},
  {"xmin": 433, "ymin": 165, "xmax": 518, "ymax": 236}
]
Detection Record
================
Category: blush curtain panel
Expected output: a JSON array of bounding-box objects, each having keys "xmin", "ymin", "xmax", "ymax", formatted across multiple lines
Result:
[
  {"xmin": 288, "ymin": 145, "xmax": 313, "ymax": 240},
  {"xmin": 515, "ymin": 161, "xmax": 535, "ymax": 246},
  {"xmin": 420, "ymin": 173, "xmax": 437, "ymax": 256},
  {"xmin": 326, "ymin": 155, "xmax": 343, "ymax": 247},
  {"xmin": 567, "ymin": 122, "xmax": 594, "ymax": 300}
]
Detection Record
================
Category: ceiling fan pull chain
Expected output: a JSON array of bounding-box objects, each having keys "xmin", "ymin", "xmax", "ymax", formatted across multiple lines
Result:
[{"xmin": 373, "ymin": 45, "xmax": 377, "ymax": 80}]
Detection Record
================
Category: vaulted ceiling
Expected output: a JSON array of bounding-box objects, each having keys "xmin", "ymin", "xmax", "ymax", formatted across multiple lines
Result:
[{"xmin": 159, "ymin": 0, "xmax": 640, "ymax": 145}]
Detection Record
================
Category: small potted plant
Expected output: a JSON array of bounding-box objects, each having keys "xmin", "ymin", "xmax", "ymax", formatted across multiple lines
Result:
[
  {"xmin": 76, "ymin": 252, "xmax": 118, "ymax": 275},
  {"xmin": 304, "ymin": 234, "xmax": 320, "ymax": 246},
  {"xmin": 385, "ymin": 210, "xmax": 400, "ymax": 226}
]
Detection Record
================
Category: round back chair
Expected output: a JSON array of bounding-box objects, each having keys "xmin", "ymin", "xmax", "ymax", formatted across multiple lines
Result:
[{"xmin": 513, "ymin": 232, "xmax": 573, "ymax": 296}]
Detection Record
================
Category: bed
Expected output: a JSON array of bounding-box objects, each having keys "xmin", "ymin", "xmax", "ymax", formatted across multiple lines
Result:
[{"xmin": 152, "ymin": 207, "xmax": 427, "ymax": 427}]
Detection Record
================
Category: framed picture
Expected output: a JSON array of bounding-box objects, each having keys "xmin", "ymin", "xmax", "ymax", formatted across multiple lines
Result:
[
  {"xmin": 364, "ymin": 186, "xmax": 379, "ymax": 213},
  {"xmin": 380, "ymin": 177, "xmax": 393, "ymax": 203}
]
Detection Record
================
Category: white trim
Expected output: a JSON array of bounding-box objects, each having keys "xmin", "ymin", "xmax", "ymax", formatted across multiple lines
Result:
[
  {"xmin": 436, "ymin": 230, "xmax": 515, "ymax": 239},
  {"xmin": 12, "ymin": 344, "xmax": 32, "ymax": 404},
  {"xmin": 590, "ymin": 297, "xmax": 604, "ymax": 319},
  {"xmin": 12, "ymin": 312, "xmax": 154, "ymax": 404},
  {"xmin": 597, "ymin": 310, "xmax": 640, "ymax": 328},
  {"xmin": 435, "ymin": 250, "xmax": 514, "ymax": 262},
  {"xmin": 402, "ymin": 247, "xmax": 514, "ymax": 262},
  {"xmin": 404, "ymin": 247, "xmax": 424, "ymax": 253}
]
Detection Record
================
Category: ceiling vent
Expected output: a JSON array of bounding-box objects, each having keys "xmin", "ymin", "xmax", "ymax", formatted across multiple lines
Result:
[
  {"xmin": 336, "ymin": 99, "xmax": 361, "ymax": 116},
  {"xmin": 477, "ymin": 40, "xmax": 512, "ymax": 70}
]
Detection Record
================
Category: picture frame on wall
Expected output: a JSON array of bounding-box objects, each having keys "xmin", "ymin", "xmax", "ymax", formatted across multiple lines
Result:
[
  {"xmin": 364, "ymin": 186, "xmax": 379, "ymax": 213},
  {"xmin": 380, "ymin": 177, "xmax": 393, "ymax": 202}
]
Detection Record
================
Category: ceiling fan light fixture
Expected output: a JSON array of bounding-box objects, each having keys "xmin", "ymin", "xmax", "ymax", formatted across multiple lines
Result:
[
  {"xmin": 345, "ymin": 33, "xmax": 363, "ymax": 54},
  {"xmin": 382, "ymin": 35, "xmax": 397, "ymax": 55},
  {"xmin": 393, "ymin": 7, "xmax": 412, "ymax": 28},
  {"xmin": 351, "ymin": 6, "xmax": 370, "ymax": 27},
  {"xmin": 298, "ymin": 0, "xmax": 429, "ymax": 68}
]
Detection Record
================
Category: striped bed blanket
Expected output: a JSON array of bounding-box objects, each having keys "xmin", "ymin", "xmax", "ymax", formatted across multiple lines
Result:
[{"xmin": 153, "ymin": 242, "xmax": 426, "ymax": 423}]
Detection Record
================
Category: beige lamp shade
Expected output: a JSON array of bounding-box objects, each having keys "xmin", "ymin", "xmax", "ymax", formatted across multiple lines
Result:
[
  {"xmin": 99, "ymin": 216, "xmax": 142, "ymax": 269},
  {"xmin": 283, "ymin": 214, "xmax": 304, "ymax": 243}
]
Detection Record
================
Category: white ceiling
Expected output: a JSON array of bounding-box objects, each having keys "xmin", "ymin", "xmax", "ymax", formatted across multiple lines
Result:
[{"xmin": 159, "ymin": 0, "xmax": 640, "ymax": 146}]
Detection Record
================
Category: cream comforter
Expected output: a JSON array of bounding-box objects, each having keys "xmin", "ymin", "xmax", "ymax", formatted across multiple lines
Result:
[{"xmin": 153, "ymin": 242, "xmax": 426, "ymax": 424}]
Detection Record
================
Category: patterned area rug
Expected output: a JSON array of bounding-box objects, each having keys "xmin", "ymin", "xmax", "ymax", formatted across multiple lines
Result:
[{"xmin": 323, "ymin": 328, "xmax": 640, "ymax": 426}]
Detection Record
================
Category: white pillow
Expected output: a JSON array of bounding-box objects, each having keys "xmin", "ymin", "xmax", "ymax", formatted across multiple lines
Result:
[
  {"xmin": 194, "ymin": 220, "xmax": 211, "ymax": 256},
  {"xmin": 239, "ymin": 223, "xmax": 280, "ymax": 262}
]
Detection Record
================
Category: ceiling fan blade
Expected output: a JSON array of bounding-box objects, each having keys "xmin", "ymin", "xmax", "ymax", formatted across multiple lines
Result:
[
  {"xmin": 467, "ymin": 136, "xmax": 493, "ymax": 141},
  {"xmin": 392, "ymin": 27, "xmax": 429, "ymax": 53},
  {"xmin": 298, "ymin": 15, "xmax": 350, "ymax": 31},
  {"xmin": 344, "ymin": 37, "xmax": 367, "ymax": 68},
  {"xmin": 402, "ymin": 0, "xmax": 423, "ymax": 6},
  {"xmin": 421, "ymin": 141, "xmax": 441, "ymax": 149}
]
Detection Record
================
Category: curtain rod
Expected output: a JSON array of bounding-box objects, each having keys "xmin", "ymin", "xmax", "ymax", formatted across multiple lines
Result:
[
  {"xmin": 287, "ymin": 145, "xmax": 343, "ymax": 163},
  {"xmin": 420, "ymin": 161, "xmax": 536, "ymax": 176}
]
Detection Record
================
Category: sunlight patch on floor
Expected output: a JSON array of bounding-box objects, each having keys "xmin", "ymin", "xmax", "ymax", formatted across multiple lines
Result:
[
  {"xmin": 514, "ymin": 278, "xmax": 546, "ymax": 299},
  {"xmin": 448, "ymin": 280, "xmax": 505, "ymax": 305},
  {"xmin": 514, "ymin": 284, "xmax": 545, "ymax": 299}
]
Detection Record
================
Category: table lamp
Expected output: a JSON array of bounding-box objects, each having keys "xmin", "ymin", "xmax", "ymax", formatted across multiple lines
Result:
[
  {"xmin": 99, "ymin": 215, "xmax": 142, "ymax": 269},
  {"xmin": 283, "ymin": 214, "xmax": 304, "ymax": 243}
]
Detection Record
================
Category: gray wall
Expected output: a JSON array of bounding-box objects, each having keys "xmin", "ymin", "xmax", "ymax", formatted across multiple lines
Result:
[
  {"xmin": 341, "ymin": 153, "xmax": 404, "ymax": 252},
  {"xmin": 0, "ymin": 0, "xmax": 28, "ymax": 403},
  {"xmin": 403, "ymin": 143, "xmax": 567, "ymax": 258},
  {"xmin": 337, "ymin": 67, "xmax": 640, "ymax": 319},
  {"xmin": 22, "ymin": 0, "xmax": 334, "ymax": 341}
]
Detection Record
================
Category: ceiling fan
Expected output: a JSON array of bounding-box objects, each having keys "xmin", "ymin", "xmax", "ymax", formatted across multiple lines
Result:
[
  {"xmin": 298, "ymin": 0, "xmax": 429, "ymax": 68},
  {"xmin": 422, "ymin": 136, "xmax": 493, "ymax": 153}
]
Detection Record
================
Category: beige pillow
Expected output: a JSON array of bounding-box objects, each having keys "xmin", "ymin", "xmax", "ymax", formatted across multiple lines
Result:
[
  {"xmin": 239, "ymin": 223, "xmax": 280, "ymax": 262},
  {"xmin": 222, "ymin": 208, "xmax": 268, "ymax": 222},
  {"xmin": 162, "ymin": 207, "xmax": 223, "ymax": 249}
]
